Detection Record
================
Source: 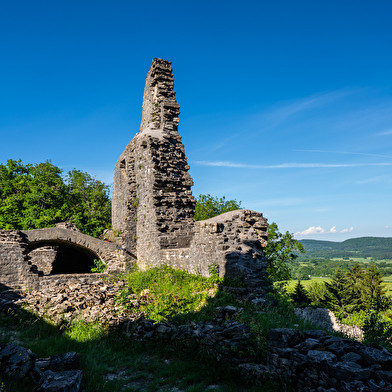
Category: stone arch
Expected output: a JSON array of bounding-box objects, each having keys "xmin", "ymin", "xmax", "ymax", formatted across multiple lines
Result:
[
  {"xmin": 22, "ymin": 228, "xmax": 134, "ymax": 275},
  {"xmin": 28, "ymin": 243, "xmax": 99, "ymax": 275}
]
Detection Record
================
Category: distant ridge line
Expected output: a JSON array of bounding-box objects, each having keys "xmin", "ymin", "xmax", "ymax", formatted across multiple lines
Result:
[{"xmin": 298, "ymin": 236, "xmax": 392, "ymax": 259}]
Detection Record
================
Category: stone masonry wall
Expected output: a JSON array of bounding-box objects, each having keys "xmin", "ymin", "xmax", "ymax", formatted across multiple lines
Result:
[
  {"xmin": 239, "ymin": 328, "xmax": 392, "ymax": 391},
  {"xmin": 112, "ymin": 58, "xmax": 269, "ymax": 288},
  {"xmin": 0, "ymin": 231, "xmax": 58, "ymax": 290},
  {"xmin": 189, "ymin": 210, "xmax": 269, "ymax": 289},
  {"xmin": 29, "ymin": 247, "xmax": 57, "ymax": 276},
  {"xmin": 0, "ymin": 231, "xmax": 33, "ymax": 290}
]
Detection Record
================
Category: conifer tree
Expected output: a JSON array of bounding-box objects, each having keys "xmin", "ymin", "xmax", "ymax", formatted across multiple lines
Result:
[
  {"xmin": 322, "ymin": 268, "xmax": 356, "ymax": 318},
  {"xmin": 360, "ymin": 264, "xmax": 390, "ymax": 311},
  {"xmin": 345, "ymin": 263, "xmax": 367, "ymax": 313},
  {"xmin": 290, "ymin": 280, "xmax": 311, "ymax": 306}
]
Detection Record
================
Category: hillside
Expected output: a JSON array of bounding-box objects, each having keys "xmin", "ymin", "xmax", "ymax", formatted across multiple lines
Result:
[{"xmin": 298, "ymin": 237, "xmax": 392, "ymax": 260}]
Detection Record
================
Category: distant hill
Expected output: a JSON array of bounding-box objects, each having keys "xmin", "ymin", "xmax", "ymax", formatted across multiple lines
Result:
[{"xmin": 298, "ymin": 237, "xmax": 392, "ymax": 260}]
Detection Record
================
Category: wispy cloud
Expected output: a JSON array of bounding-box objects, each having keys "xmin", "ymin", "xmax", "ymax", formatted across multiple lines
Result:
[
  {"xmin": 378, "ymin": 129, "xmax": 392, "ymax": 136},
  {"xmin": 293, "ymin": 149, "xmax": 392, "ymax": 159},
  {"xmin": 267, "ymin": 89, "xmax": 359, "ymax": 121},
  {"xmin": 355, "ymin": 175, "xmax": 391, "ymax": 185},
  {"xmin": 247, "ymin": 197, "xmax": 306, "ymax": 207},
  {"xmin": 194, "ymin": 160, "xmax": 392, "ymax": 169},
  {"xmin": 295, "ymin": 226, "xmax": 353, "ymax": 237},
  {"xmin": 208, "ymin": 132, "xmax": 242, "ymax": 153}
]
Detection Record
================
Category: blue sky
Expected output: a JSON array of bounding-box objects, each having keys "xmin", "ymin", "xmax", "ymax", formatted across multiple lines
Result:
[{"xmin": 1, "ymin": 1, "xmax": 391, "ymax": 241}]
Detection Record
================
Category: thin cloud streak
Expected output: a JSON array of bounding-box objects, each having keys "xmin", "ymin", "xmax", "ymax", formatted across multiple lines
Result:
[
  {"xmin": 378, "ymin": 129, "xmax": 392, "ymax": 136},
  {"xmin": 355, "ymin": 175, "xmax": 391, "ymax": 185},
  {"xmin": 195, "ymin": 161, "xmax": 392, "ymax": 169},
  {"xmin": 266, "ymin": 89, "xmax": 360, "ymax": 121},
  {"xmin": 293, "ymin": 149, "xmax": 392, "ymax": 159}
]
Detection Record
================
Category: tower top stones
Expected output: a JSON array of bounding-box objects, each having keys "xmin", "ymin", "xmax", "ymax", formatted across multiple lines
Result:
[{"xmin": 139, "ymin": 58, "xmax": 180, "ymax": 139}]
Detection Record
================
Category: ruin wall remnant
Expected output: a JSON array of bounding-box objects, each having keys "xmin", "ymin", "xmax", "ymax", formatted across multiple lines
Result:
[
  {"xmin": 0, "ymin": 228, "xmax": 132, "ymax": 291},
  {"xmin": 112, "ymin": 58, "xmax": 269, "ymax": 290}
]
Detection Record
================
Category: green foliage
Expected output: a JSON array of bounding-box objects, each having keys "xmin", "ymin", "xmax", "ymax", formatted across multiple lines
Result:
[
  {"xmin": 0, "ymin": 159, "xmax": 111, "ymax": 238},
  {"xmin": 341, "ymin": 310, "xmax": 367, "ymax": 328},
  {"xmin": 63, "ymin": 169, "xmax": 111, "ymax": 238},
  {"xmin": 307, "ymin": 281, "xmax": 327, "ymax": 306},
  {"xmin": 131, "ymin": 197, "xmax": 139, "ymax": 208},
  {"xmin": 194, "ymin": 194, "xmax": 242, "ymax": 221},
  {"xmin": 265, "ymin": 222, "xmax": 305, "ymax": 282},
  {"xmin": 0, "ymin": 159, "xmax": 65, "ymax": 230},
  {"xmin": 290, "ymin": 280, "xmax": 311, "ymax": 306},
  {"xmin": 115, "ymin": 265, "xmax": 230, "ymax": 324},
  {"xmin": 362, "ymin": 296, "xmax": 392, "ymax": 348},
  {"xmin": 358, "ymin": 263, "xmax": 390, "ymax": 311},
  {"xmin": 321, "ymin": 268, "xmax": 357, "ymax": 318},
  {"xmin": 207, "ymin": 262, "xmax": 221, "ymax": 284},
  {"xmin": 90, "ymin": 259, "xmax": 107, "ymax": 273},
  {"xmin": 320, "ymin": 264, "xmax": 391, "ymax": 319}
]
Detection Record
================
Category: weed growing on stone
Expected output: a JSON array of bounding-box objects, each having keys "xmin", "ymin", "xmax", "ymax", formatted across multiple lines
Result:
[
  {"xmin": 115, "ymin": 265, "xmax": 236, "ymax": 323},
  {"xmin": 89, "ymin": 259, "xmax": 107, "ymax": 273}
]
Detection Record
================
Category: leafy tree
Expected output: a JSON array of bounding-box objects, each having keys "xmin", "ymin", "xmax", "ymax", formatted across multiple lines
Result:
[
  {"xmin": 265, "ymin": 222, "xmax": 305, "ymax": 283},
  {"xmin": 194, "ymin": 194, "xmax": 242, "ymax": 221},
  {"xmin": 63, "ymin": 169, "xmax": 111, "ymax": 238},
  {"xmin": 290, "ymin": 280, "xmax": 311, "ymax": 306},
  {"xmin": 0, "ymin": 159, "xmax": 111, "ymax": 238},
  {"xmin": 0, "ymin": 159, "xmax": 65, "ymax": 230}
]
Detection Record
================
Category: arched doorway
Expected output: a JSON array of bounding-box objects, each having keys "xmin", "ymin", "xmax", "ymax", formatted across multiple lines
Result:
[{"xmin": 28, "ymin": 242, "xmax": 99, "ymax": 275}]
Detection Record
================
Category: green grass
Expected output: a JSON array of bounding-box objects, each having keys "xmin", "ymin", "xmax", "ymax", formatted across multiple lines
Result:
[
  {"xmin": 287, "ymin": 276, "xmax": 392, "ymax": 297},
  {"xmin": 0, "ymin": 266, "xmax": 342, "ymax": 392},
  {"xmin": 286, "ymin": 277, "xmax": 330, "ymax": 291}
]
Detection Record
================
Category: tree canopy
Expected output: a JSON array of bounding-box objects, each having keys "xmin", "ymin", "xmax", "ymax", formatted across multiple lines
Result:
[
  {"xmin": 265, "ymin": 222, "xmax": 305, "ymax": 282},
  {"xmin": 194, "ymin": 194, "xmax": 242, "ymax": 221},
  {"xmin": 0, "ymin": 159, "xmax": 111, "ymax": 238}
]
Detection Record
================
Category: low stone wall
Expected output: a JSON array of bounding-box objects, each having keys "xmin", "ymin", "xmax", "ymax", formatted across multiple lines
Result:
[
  {"xmin": 0, "ymin": 343, "xmax": 83, "ymax": 391},
  {"xmin": 295, "ymin": 307, "xmax": 364, "ymax": 341},
  {"xmin": 238, "ymin": 328, "xmax": 392, "ymax": 391}
]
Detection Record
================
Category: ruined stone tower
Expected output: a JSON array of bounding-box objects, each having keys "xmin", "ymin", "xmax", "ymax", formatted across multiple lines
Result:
[
  {"xmin": 113, "ymin": 58, "xmax": 269, "ymax": 290},
  {"xmin": 112, "ymin": 59, "xmax": 196, "ymax": 265}
]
